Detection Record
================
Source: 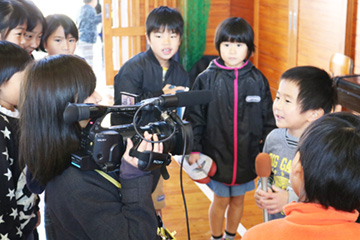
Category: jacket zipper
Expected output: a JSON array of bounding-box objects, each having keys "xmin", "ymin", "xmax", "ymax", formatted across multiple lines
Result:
[{"xmin": 232, "ymin": 69, "xmax": 239, "ymax": 185}]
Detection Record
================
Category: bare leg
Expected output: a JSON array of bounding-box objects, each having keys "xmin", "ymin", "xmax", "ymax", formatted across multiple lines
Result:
[
  {"xmin": 209, "ymin": 194, "xmax": 230, "ymax": 237},
  {"xmin": 225, "ymin": 194, "xmax": 245, "ymax": 234}
]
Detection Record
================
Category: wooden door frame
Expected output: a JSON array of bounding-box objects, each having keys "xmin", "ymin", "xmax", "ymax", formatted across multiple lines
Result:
[{"xmin": 102, "ymin": 0, "xmax": 146, "ymax": 85}]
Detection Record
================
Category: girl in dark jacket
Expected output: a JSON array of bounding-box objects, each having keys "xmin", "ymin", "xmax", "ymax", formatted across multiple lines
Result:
[
  {"xmin": 186, "ymin": 17, "xmax": 275, "ymax": 240},
  {"xmin": 20, "ymin": 55, "xmax": 161, "ymax": 239}
]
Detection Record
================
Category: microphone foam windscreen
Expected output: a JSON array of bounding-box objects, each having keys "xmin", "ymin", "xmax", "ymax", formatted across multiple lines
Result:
[
  {"xmin": 255, "ymin": 152, "xmax": 272, "ymax": 177},
  {"xmin": 176, "ymin": 90, "xmax": 213, "ymax": 107}
]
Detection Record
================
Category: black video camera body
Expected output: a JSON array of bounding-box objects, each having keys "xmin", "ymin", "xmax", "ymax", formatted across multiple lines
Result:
[{"xmin": 65, "ymin": 103, "xmax": 193, "ymax": 173}]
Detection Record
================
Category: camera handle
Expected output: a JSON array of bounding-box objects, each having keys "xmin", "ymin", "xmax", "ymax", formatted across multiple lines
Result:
[{"xmin": 129, "ymin": 148, "xmax": 172, "ymax": 179}]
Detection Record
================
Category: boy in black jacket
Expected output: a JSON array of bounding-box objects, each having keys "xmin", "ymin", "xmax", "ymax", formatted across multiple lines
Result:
[{"xmin": 112, "ymin": 6, "xmax": 189, "ymax": 216}]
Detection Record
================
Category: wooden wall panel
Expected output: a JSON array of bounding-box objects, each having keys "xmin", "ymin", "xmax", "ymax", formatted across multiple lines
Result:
[
  {"xmin": 203, "ymin": 0, "xmax": 255, "ymax": 56},
  {"xmin": 297, "ymin": 0, "xmax": 347, "ymax": 71},
  {"xmin": 203, "ymin": 0, "xmax": 231, "ymax": 56},
  {"xmin": 354, "ymin": 1, "xmax": 360, "ymax": 73},
  {"xmin": 255, "ymin": 0, "xmax": 289, "ymax": 99},
  {"xmin": 230, "ymin": 0, "xmax": 254, "ymax": 26},
  {"xmin": 344, "ymin": 0, "xmax": 356, "ymax": 64}
]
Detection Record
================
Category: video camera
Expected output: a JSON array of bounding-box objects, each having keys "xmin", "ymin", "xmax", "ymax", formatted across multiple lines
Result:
[{"xmin": 63, "ymin": 90, "xmax": 212, "ymax": 178}]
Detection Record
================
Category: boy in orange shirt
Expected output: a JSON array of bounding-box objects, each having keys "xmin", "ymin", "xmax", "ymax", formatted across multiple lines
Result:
[{"xmin": 243, "ymin": 112, "xmax": 360, "ymax": 240}]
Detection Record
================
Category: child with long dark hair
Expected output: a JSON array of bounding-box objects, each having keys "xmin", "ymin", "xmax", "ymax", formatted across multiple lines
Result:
[{"xmin": 20, "ymin": 55, "xmax": 161, "ymax": 239}]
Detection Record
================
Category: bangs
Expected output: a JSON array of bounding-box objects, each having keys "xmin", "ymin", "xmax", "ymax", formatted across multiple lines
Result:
[
  {"xmin": 63, "ymin": 23, "xmax": 79, "ymax": 40},
  {"xmin": 214, "ymin": 17, "xmax": 255, "ymax": 56},
  {"xmin": 6, "ymin": 0, "xmax": 28, "ymax": 32},
  {"xmin": 218, "ymin": 22, "xmax": 252, "ymax": 44},
  {"xmin": 146, "ymin": 6, "xmax": 183, "ymax": 37}
]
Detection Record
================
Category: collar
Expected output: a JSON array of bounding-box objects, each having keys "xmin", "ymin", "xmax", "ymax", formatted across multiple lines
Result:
[
  {"xmin": 213, "ymin": 58, "xmax": 249, "ymax": 70},
  {"xmin": 284, "ymin": 202, "xmax": 359, "ymax": 225},
  {"xmin": 0, "ymin": 105, "xmax": 19, "ymax": 119}
]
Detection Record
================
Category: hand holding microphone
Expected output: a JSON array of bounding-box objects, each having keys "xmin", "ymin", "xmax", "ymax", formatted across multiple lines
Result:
[{"xmin": 255, "ymin": 152, "xmax": 272, "ymax": 222}]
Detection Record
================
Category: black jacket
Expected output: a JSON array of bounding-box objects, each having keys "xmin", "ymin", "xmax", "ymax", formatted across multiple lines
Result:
[
  {"xmin": 0, "ymin": 111, "xmax": 39, "ymax": 239},
  {"xmin": 45, "ymin": 167, "xmax": 158, "ymax": 240},
  {"xmin": 112, "ymin": 49, "xmax": 189, "ymax": 125},
  {"xmin": 186, "ymin": 58, "xmax": 275, "ymax": 185}
]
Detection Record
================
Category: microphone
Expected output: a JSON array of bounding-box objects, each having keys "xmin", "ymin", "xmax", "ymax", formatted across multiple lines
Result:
[
  {"xmin": 63, "ymin": 90, "xmax": 213, "ymax": 124},
  {"xmin": 143, "ymin": 90, "xmax": 213, "ymax": 108},
  {"xmin": 63, "ymin": 103, "xmax": 140, "ymax": 124},
  {"xmin": 255, "ymin": 152, "xmax": 272, "ymax": 222}
]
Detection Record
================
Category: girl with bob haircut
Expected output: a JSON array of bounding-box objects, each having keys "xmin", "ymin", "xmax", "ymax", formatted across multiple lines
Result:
[
  {"xmin": 186, "ymin": 17, "xmax": 275, "ymax": 240},
  {"xmin": 214, "ymin": 17, "xmax": 255, "ymax": 60},
  {"xmin": 40, "ymin": 14, "xmax": 79, "ymax": 55},
  {"xmin": 243, "ymin": 112, "xmax": 360, "ymax": 240},
  {"xmin": 20, "ymin": 55, "xmax": 161, "ymax": 239},
  {"xmin": 0, "ymin": 41, "xmax": 39, "ymax": 239},
  {"xmin": 0, "ymin": 0, "xmax": 28, "ymax": 46}
]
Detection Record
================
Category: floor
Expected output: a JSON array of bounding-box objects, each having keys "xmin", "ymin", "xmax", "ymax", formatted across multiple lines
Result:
[{"xmin": 161, "ymin": 161, "xmax": 263, "ymax": 240}]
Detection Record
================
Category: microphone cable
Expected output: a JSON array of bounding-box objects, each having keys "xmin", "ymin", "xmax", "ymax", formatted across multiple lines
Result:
[
  {"xmin": 133, "ymin": 102, "xmax": 192, "ymax": 239},
  {"xmin": 179, "ymin": 124, "xmax": 191, "ymax": 240}
]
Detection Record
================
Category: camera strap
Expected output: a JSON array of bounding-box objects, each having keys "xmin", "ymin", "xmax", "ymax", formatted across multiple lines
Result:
[
  {"xmin": 94, "ymin": 169, "xmax": 122, "ymax": 189},
  {"xmin": 130, "ymin": 149, "xmax": 171, "ymax": 180}
]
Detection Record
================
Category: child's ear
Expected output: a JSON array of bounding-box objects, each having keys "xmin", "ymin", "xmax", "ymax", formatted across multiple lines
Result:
[
  {"xmin": 291, "ymin": 152, "xmax": 305, "ymax": 200},
  {"xmin": 308, "ymin": 108, "xmax": 324, "ymax": 122}
]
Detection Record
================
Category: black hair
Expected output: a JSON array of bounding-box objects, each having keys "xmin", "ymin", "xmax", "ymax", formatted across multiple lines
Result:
[
  {"xmin": 0, "ymin": 0, "xmax": 12, "ymax": 30},
  {"xmin": 18, "ymin": 0, "xmax": 46, "ymax": 32},
  {"xmin": 40, "ymin": 14, "xmax": 79, "ymax": 52},
  {"xmin": 298, "ymin": 112, "xmax": 360, "ymax": 212},
  {"xmin": 280, "ymin": 66, "xmax": 337, "ymax": 113},
  {"xmin": 145, "ymin": 6, "xmax": 184, "ymax": 38},
  {"xmin": 214, "ymin": 17, "xmax": 255, "ymax": 59},
  {"xmin": 0, "ymin": 41, "xmax": 32, "ymax": 86},
  {"xmin": 0, "ymin": 0, "xmax": 28, "ymax": 39},
  {"xmin": 19, "ymin": 55, "xmax": 96, "ymax": 185}
]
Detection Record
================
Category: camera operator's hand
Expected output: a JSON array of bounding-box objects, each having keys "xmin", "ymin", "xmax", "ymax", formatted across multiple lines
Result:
[
  {"xmin": 120, "ymin": 132, "xmax": 163, "ymax": 179},
  {"xmin": 188, "ymin": 153, "xmax": 200, "ymax": 165},
  {"xmin": 162, "ymin": 84, "xmax": 185, "ymax": 95},
  {"xmin": 123, "ymin": 131, "xmax": 163, "ymax": 168}
]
